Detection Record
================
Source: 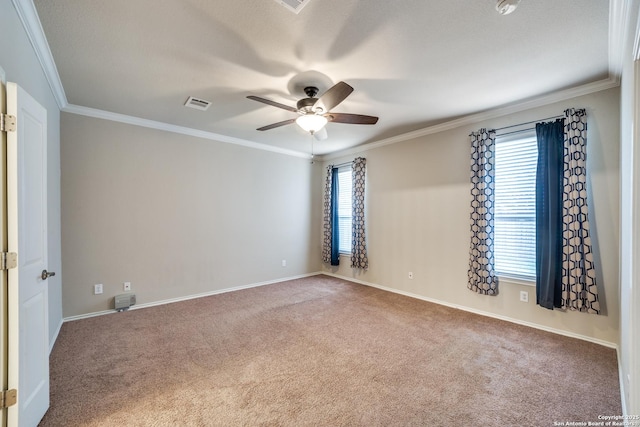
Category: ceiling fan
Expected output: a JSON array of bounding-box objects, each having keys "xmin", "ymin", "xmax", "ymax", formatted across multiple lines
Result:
[{"xmin": 247, "ymin": 81, "xmax": 378, "ymax": 135}]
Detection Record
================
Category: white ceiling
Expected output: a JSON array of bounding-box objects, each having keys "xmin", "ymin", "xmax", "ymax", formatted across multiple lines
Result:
[{"xmin": 31, "ymin": 0, "xmax": 612, "ymax": 156}]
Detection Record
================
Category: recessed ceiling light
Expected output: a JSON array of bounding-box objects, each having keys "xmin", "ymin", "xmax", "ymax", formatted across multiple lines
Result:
[{"xmin": 496, "ymin": 0, "xmax": 520, "ymax": 15}]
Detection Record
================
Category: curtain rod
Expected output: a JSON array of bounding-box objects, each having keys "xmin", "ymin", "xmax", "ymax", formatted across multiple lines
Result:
[
  {"xmin": 494, "ymin": 114, "xmax": 564, "ymax": 132},
  {"xmin": 330, "ymin": 161, "xmax": 353, "ymax": 168},
  {"xmin": 468, "ymin": 114, "xmax": 564, "ymax": 137}
]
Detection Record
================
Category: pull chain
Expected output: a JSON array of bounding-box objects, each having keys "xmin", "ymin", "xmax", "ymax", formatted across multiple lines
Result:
[{"xmin": 309, "ymin": 131, "xmax": 315, "ymax": 164}]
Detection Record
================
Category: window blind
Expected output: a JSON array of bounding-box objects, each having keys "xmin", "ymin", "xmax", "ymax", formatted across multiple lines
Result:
[
  {"xmin": 337, "ymin": 166, "xmax": 352, "ymax": 253},
  {"xmin": 494, "ymin": 135, "xmax": 537, "ymax": 280}
]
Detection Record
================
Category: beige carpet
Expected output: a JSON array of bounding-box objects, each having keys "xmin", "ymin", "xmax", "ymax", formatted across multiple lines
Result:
[{"xmin": 40, "ymin": 275, "xmax": 620, "ymax": 426}]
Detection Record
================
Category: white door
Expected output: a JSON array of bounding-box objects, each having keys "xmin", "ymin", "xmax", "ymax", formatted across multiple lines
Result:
[{"xmin": 6, "ymin": 82, "xmax": 49, "ymax": 427}]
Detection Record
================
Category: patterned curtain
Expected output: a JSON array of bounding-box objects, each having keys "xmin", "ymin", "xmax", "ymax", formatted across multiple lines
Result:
[
  {"xmin": 322, "ymin": 165, "xmax": 334, "ymax": 264},
  {"xmin": 561, "ymin": 109, "xmax": 600, "ymax": 313},
  {"xmin": 351, "ymin": 157, "xmax": 368, "ymax": 269},
  {"xmin": 468, "ymin": 129, "xmax": 498, "ymax": 295}
]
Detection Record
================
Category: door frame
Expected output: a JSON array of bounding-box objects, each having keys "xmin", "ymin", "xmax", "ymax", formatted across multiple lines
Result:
[{"xmin": 0, "ymin": 67, "xmax": 8, "ymax": 427}]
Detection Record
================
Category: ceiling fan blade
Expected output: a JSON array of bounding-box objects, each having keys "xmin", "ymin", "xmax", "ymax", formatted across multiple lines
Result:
[
  {"xmin": 313, "ymin": 81, "xmax": 354, "ymax": 113},
  {"xmin": 326, "ymin": 113, "xmax": 379, "ymax": 125},
  {"xmin": 247, "ymin": 95, "xmax": 298, "ymax": 113},
  {"xmin": 256, "ymin": 118, "xmax": 297, "ymax": 131}
]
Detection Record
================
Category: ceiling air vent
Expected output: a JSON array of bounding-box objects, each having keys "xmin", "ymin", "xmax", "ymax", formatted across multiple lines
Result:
[
  {"xmin": 273, "ymin": 0, "xmax": 311, "ymax": 14},
  {"xmin": 184, "ymin": 96, "xmax": 211, "ymax": 111}
]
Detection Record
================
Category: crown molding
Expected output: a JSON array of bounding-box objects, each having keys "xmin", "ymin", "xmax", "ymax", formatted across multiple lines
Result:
[
  {"xmin": 16, "ymin": 0, "xmax": 623, "ymax": 161},
  {"xmin": 321, "ymin": 76, "xmax": 620, "ymax": 161},
  {"xmin": 11, "ymin": 0, "xmax": 68, "ymax": 109},
  {"xmin": 12, "ymin": 0, "xmax": 311, "ymax": 159},
  {"xmin": 610, "ymin": 0, "xmax": 630, "ymax": 77},
  {"xmin": 631, "ymin": 0, "xmax": 640, "ymax": 60},
  {"xmin": 62, "ymin": 104, "xmax": 311, "ymax": 159}
]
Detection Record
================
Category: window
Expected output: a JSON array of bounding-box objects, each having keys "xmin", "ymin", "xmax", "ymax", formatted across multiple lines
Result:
[
  {"xmin": 494, "ymin": 133, "xmax": 537, "ymax": 280},
  {"xmin": 337, "ymin": 166, "xmax": 352, "ymax": 253}
]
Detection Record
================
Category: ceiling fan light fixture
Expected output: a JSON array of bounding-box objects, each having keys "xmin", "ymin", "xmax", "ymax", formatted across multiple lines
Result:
[
  {"xmin": 296, "ymin": 114, "xmax": 328, "ymax": 133},
  {"xmin": 495, "ymin": 0, "xmax": 520, "ymax": 15}
]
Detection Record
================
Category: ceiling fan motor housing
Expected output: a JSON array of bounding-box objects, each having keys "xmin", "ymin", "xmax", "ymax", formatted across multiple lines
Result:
[
  {"xmin": 297, "ymin": 97, "xmax": 318, "ymax": 113},
  {"xmin": 297, "ymin": 87, "xmax": 322, "ymax": 113}
]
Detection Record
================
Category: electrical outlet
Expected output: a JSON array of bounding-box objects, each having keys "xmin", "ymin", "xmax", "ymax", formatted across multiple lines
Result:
[
  {"xmin": 408, "ymin": 272, "xmax": 414, "ymax": 279},
  {"xmin": 123, "ymin": 282, "xmax": 131, "ymax": 291},
  {"xmin": 94, "ymin": 284, "xmax": 103, "ymax": 295},
  {"xmin": 520, "ymin": 291, "xmax": 529, "ymax": 303},
  {"xmin": 281, "ymin": 260, "xmax": 286, "ymax": 267}
]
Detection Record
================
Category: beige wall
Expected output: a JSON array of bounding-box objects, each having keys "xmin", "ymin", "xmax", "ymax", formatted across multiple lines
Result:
[
  {"xmin": 61, "ymin": 113, "xmax": 322, "ymax": 317},
  {"xmin": 62, "ymin": 86, "xmax": 621, "ymax": 345},
  {"xmin": 322, "ymin": 87, "xmax": 620, "ymax": 345}
]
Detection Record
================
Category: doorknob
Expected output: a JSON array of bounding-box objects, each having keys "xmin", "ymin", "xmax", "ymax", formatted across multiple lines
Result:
[{"xmin": 41, "ymin": 270, "xmax": 56, "ymax": 280}]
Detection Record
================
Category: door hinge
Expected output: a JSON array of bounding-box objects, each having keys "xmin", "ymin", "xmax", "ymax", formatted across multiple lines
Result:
[
  {"xmin": 0, "ymin": 252, "xmax": 17, "ymax": 270},
  {"xmin": 0, "ymin": 389, "xmax": 17, "ymax": 409},
  {"xmin": 0, "ymin": 114, "xmax": 16, "ymax": 132}
]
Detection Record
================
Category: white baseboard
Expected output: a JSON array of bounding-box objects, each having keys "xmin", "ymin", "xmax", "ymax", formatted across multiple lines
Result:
[
  {"xmin": 63, "ymin": 308, "xmax": 115, "ymax": 322},
  {"xmin": 62, "ymin": 272, "xmax": 321, "ymax": 323},
  {"xmin": 322, "ymin": 271, "xmax": 618, "ymax": 349},
  {"xmin": 618, "ymin": 347, "xmax": 628, "ymax": 416},
  {"xmin": 49, "ymin": 318, "xmax": 63, "ymax": 355}
]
